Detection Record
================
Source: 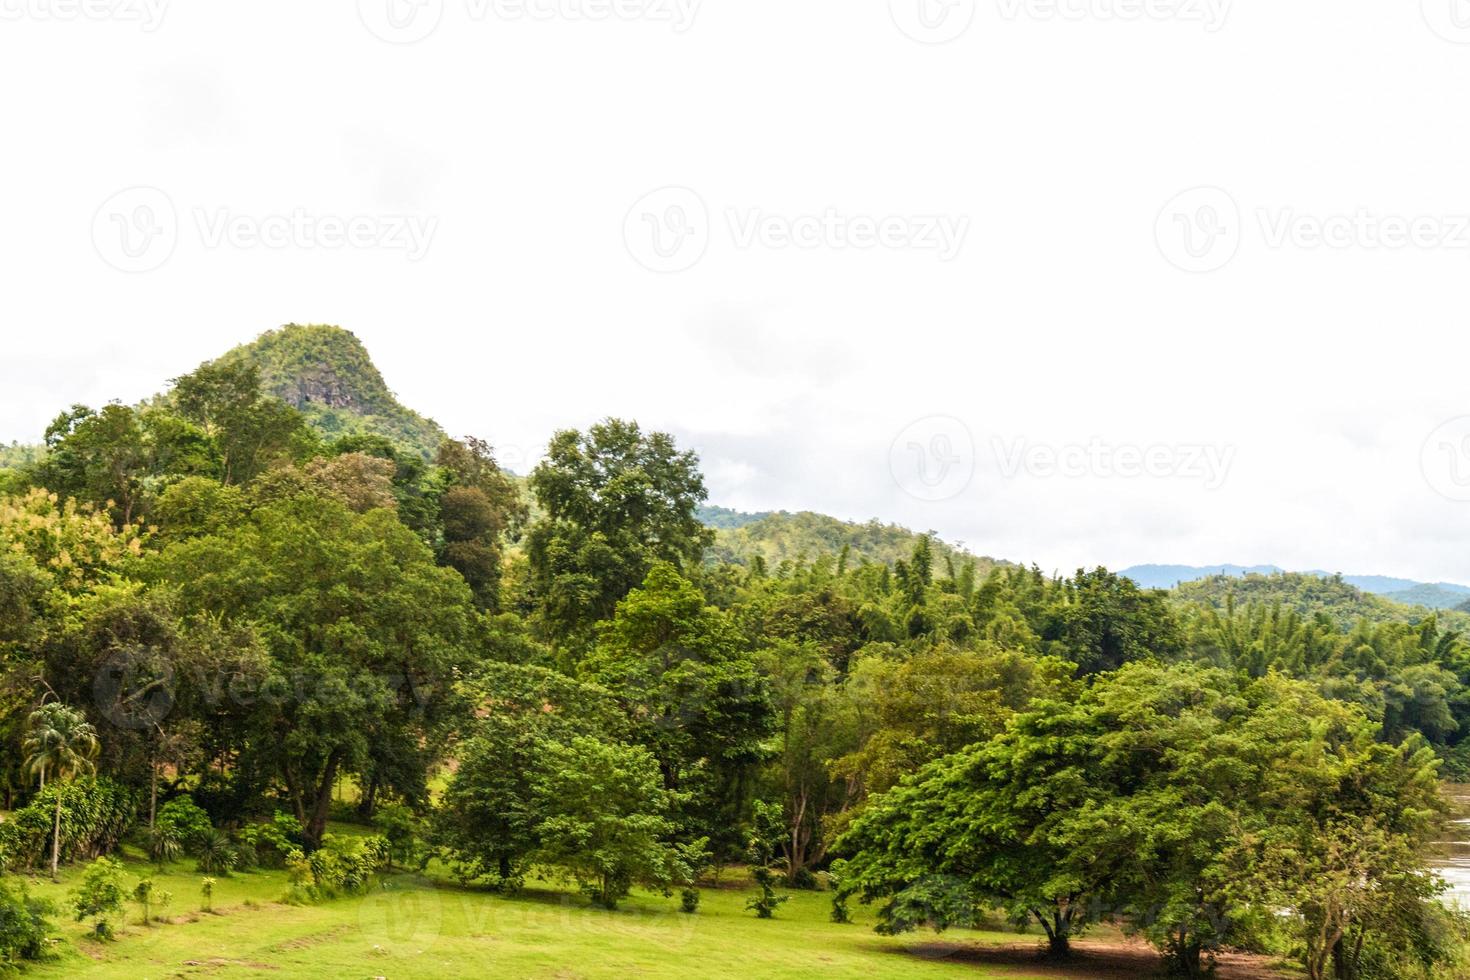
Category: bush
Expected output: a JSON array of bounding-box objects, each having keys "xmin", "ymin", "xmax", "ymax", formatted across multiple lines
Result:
[
  {"xmin": 0, "ymin": 880, "xmax": 53, "ymax": 967},
  {"xmin": 373, "ymin": 803, "xmax": 421, "ymax": 870},
  {"xmin": 285, "ymin": 835, "xmax": 390, "ymax": 903},
  {"xmin": 680, "ymin": 887, "xmax": 700, "ymax": 914},
  {"xmin": 70, "ymin": 856, "xmax": 126, "ymax": 939},
  {"xmin": 146, "ymin": 824, "xmax": 184, "ymax": 865},
  {"xmin": 236, "ymin": 812, "xmax": 303, "ymax": 870},
  {"xmin": 130, "ymin": 879, "xmax": 170, "ymax": 926},
  {"xmin": 195, "ymin": 830, "xmax": 237, "ymax": 875},
  {"xmin": 746, "ymin": 865, "xmax": 789, "ymax": 919},
  {"xmin": 154, "ymin": 796, "xmax": 212, "ymax": 851},
  {"xmin": 0, "ymin": 780, "xmax": 138, "ymax": 873}
]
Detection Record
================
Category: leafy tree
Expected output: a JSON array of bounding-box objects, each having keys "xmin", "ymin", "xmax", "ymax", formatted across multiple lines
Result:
[
  {"xmin": 434, "ymin": 664, "xmax": 624, "ymax": 887},
  {"xmin": 435, "ymin": 436, "xmax": 526, "ymax": 611},
  {"xmin": 581, "ymin": 563, "xmax": 772, "ymax": 862},
  {"xmin": 837, "ymin": 664, "xmax": 1450, "ymax": 973},
  {"xmin": 151, "ymin": 493, "xmax": 476, "ymax": 847},
  {"xmin": 531, "ymin": 736, "xmax": 684, "ymax": 909},
  {"xmin": 527, "ymin": 420, "xmax": 712, "ymax": 648},
  {"xmin": 302, "ymin": 452, "xmax": 397, "ymax": 513},
  {"xmin": 1051, "ymin": 567, "xmax": 1181, "ymax": 674},
  {"xmin": 38, "ymin": 403, "xmax": 151, "ymax": 526},
  {"xmin": 832, "ymin": 645, "xmax": 1076, "ymax": 801},
  {"xmin": 170, "ymin": 361, "xmax": 310, "ymax": 485}
]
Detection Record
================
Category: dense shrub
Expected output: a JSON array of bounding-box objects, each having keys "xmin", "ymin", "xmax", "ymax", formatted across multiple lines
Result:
[
  {"xmin": 285, "ymin": 834, "xmax": 390, "ymax": 903},
  {"xmin": 0, "ymin": 880, "xmax": 53, "ymax": 968},
  {"xmin": 235, "ymin": 812, "xmax": 303, "ymax": 869},
  {"xmin": 0, "ymin": 779, "xmax": 138, "ymax": 873},
  {"xmin": 154, "ymin": 796, "xmax": 212, "ymax": 849},
  {"xmin": 373, "ymin": 803, "xmax": 421, "ymax": 870}
]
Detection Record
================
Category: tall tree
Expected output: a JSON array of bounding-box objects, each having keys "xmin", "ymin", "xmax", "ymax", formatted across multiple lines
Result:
[
  {"xmin": 170, "ymin": 362, "xmax": 309, "ymax": 485},
  {"xmin": 527, "ymin": 420, "xmax": 712, "ymax": 649},
  {"xmin": 151, "ymin": 492, "xmax": 476, "ymax": 847},
  {"xmin": 581, "ymin": 563, "xmax": 771, "ymax": 862},
  {"xmin": 23, "ymin": 703, "xmax": 100, "ymax": 879}
]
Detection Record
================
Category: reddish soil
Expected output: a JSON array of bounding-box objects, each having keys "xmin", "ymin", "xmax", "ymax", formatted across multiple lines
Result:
[{"xmin": 886, "ymin": 937, "xmax": 1291, "ymax": 978}]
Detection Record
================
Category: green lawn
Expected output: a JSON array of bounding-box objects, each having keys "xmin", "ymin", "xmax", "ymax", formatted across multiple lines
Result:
[{"xmin": 9, "ymin": 848, "xmax": 1064, "ymax": 979}]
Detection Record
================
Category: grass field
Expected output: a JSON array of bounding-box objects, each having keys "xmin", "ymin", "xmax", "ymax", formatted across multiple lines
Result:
[{"xmin": 9, "ymin": 845, "xmax": 1073, "ymax": 979}]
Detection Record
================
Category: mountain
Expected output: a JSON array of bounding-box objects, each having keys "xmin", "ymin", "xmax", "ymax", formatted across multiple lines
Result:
[
  {"xmin": 696, "ymin": 505, "xmax": 772, "ymax": 530},
  {"xmin": 1122, "ymin": 563, "xmax": 1470, "ymax": 605},
  {"xmin": 1381, "ymin": 584, "xmax": 1470, "ymax": 610},
  {"xmin": 1170, "ymin": 571, "xmax": 1470, "ymax": 630},
  {"xmin": 703, "ymin": 507, "xmax": 1004, "ymax": 574},
  {"xmin": 1121, "ymin": 564, "xmax": 1285, "ymax": 589},
  {"xmin": 210, "ymin": 324, "xmax": 447, "ymax": 460}
]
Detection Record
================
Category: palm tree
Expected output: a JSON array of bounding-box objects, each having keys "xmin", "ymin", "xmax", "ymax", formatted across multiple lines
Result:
[{"xmin": 23, "ymin": 703, "xmax": 99, "ymax": 879}]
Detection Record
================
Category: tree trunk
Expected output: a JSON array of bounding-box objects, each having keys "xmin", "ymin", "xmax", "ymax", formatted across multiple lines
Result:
[
  {"xmin": 302, "ymin": 748, "xmax": 345, "ymax": 850},
  {"xmin": 357, "ymin": 773, "xmax": 379, "ymax": 820},
  {"xmin": 149, "ymin": 759, "xmax": 158, "ymax": 829},
  {"xmin": 787, "ymin": 789, "xmax": 808, "ymax": 885},
  {"xmin": 50, "ymin": 791, "xmax": 63, "ymax": 880},
  {"xmin": 1032, "ymin": 908, "xmax": 1070, "ymax": 959}
]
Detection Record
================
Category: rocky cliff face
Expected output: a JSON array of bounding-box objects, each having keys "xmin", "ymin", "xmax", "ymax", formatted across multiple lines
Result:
[{"xmin": 286, "ymin": 368, "xmax": 359, "ymax": 410}]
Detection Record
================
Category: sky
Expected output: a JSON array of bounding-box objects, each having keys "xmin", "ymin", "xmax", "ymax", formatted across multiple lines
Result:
[{"xmin": 3, "ymin": 1, "xmax": 1470, "ymax": 582}]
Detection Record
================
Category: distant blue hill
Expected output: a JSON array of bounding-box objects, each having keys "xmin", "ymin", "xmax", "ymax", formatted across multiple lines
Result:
[{"xmin": 1120, "ymin": 564, "xmax": 1470, "ymax": 609}]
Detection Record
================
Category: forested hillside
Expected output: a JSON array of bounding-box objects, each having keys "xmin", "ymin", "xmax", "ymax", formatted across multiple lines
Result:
[
  {"xmin": 1172, "ymin": 570, "xmax": 1470, "ymax": 629},
  {"xmin": 705, "ymin": 508, "xmax": 1003, "ymax": 577},
  {"xmin": 1, "ymin": 330, "xmax": 1466, "ymax": 980}
]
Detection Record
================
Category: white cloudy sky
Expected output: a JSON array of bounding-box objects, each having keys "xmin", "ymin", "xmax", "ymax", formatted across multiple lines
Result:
[{"xmin": 3, "ymin": 1, "xmax": 1470, "ymax": 582}]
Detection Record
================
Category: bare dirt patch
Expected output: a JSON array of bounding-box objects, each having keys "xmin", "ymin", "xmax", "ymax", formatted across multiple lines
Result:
[{"xmin": 887, "ymin": 937, "xmax": 1290, "ymax": 978}]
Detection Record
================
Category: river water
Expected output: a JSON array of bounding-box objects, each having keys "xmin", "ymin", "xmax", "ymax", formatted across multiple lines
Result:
[{"xmin": 1433, "ymin": 783, "xmax": 1470, "ymax": 905}]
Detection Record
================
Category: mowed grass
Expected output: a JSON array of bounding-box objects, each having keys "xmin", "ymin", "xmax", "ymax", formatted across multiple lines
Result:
[{"xmin": 9, "ymin": 846, "xmax": 1063, "ymax": 979}]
